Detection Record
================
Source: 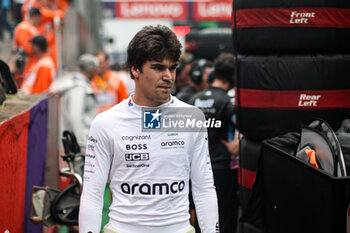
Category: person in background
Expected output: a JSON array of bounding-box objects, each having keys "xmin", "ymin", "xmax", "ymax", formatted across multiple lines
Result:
[
  {"xmin": 22, "ymin": 0, "xmax": 65, "ymax": 69},
  {"xmin": 117, "ymin": 64, "xmax": 135, "ymax": 95},
  {"xmin": 12, "ymin": 0, "xmax": 25, "ymax": 25},
  {"xmin": 171, "ymin": 52, "xmax": 193, "ymax": 95},
  {"xmin": 79, "ymin": 25, "xmax": 219, "ymax": 233},
  {"xmin": 21, "ymin": 35, "xmax": 56, "ymax": 94},
  {"xmin": 57, "ymin": 0, "xmax": 70, "ymax": 11},
  {"xmin": 49, "ymin": 53, "xmax": 98, "ymax": 149},
  {"xmin": 21, "ymin": 0, "xmax": 37, "ymax": 19},
  {"xmin": 176, "ymin": 58, "xmax": 213, "ymax": 231},
  {"xmin": 8, "ymin": 48, "xmax": 26, "ymax": 87},
  {"xmin": 189, "ymin": 52, "xmax": 239, "ymax": 233},
  {"xmin": 176, "ymin": 58, "xmax": 212, "ymax": 103},
  {"xmin": 36, "ymin": 0, "xmax": 65, "ymax": 69},
  {"xmin": 13, "ymin": 7, "xmax": 41, "ymax": 76},
  {"xmin": 0, "ymin": 0, "xmax": 13, "ymax": 41},
  {"xmin": 91, "ymin": 51, "xmax": 129, "ymax": 113},
  {"xmin": 22, "ymin": 0, "xmax": 63, "ymax": 20}
]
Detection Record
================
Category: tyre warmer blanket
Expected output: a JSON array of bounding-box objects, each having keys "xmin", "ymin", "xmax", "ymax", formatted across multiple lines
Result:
[
  {"xmin": 232, "ymin": 0, "xmax": 350, "ymax": 54},
  {"xmin": 236, "ymin": 54, "xmax": 350, "ymax": 141}
]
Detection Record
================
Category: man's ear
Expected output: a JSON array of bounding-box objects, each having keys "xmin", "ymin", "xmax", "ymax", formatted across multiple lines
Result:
[{"xmin": 131, "ymin": 66, "xmax": 139, "ymax": 80}]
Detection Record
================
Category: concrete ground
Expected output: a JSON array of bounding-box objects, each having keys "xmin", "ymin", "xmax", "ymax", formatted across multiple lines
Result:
[{"xmin": 0, "ymin": 38, "xmax": 12, "ymax": 62}]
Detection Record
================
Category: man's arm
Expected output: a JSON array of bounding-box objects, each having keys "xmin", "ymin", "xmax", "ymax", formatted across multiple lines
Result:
[
  {"xmin": 190, "ymin": 128, "xmax": 219, "ymax": 233},
  {"xmin": 221, "ymin": 130, "xmax": 242, "ymax": 156},
  {"xmin": 79, "ymin": 116, "xmax": 112, "ymax": 233}
]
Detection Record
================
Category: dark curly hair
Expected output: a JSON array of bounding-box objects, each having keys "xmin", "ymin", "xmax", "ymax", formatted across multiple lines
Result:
[
  {"xmin": 213, "ymin": 52, "xmax": 236, "ymax": 85},
  {"xmin": 127, "ymin": 25, "xmax": 182, "ymax": 79}
]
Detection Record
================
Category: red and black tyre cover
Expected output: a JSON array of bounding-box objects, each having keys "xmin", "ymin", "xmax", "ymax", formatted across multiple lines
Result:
[
  {"xmin": 232, "ymin": 0, "xmax": 350, "ymax": 54},
  {"xmin": 238, "ymin": 137, "xmax": 261, "ymax": 216},
  {"xmin": 236, "ymin": 54, "xmax": 350, "ymax": 141}
]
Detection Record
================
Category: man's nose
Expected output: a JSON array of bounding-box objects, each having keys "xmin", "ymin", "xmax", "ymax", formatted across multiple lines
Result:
[{"xmin": 162, "ymin": 69, "xmax": 173, "ymax": 80}]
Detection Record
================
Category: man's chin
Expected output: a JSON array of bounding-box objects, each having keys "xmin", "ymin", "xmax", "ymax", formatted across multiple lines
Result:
[{"xmin": 157, "ymin": 93, "xmax": 171, "ymax": 103}]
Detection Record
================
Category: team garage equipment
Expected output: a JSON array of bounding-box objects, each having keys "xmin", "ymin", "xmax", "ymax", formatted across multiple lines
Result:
[
  {"xmin": 232, "ymin": 0, "xmax": 350, "ymax": 232},
  {"xmin": 232, "ymin": 0, "xmax": 350, "ymax": 54},
  {"xmin": 236, "ymin": 54, "xmax": 350, "ymax": 141}
]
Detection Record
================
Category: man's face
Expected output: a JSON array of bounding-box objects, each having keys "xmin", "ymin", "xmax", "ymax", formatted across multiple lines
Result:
[
  {"xmin": 32, "ymin": 15, "xmax": 42, "ymax": 25},
  {"xmin": 87, "ymin": 68, "xmax": 98, "ymax": 81},
  {"xmin": 200, "ymin": 66, "xmax": 212, "ymax": 90},
  {"xmin": 32, "ymin": 44, "xmax": 40, "ymax": 57},
  {"xmin": 96, "ymin": 53, "xmax": 109, "ymax": 76},
  {"xmin": 176, "ymin": 63, "xmax": 191, "ymax": 86},
  {"xmin": 132, "ymin": 58, "xmax": 177, "ymax": 106}
]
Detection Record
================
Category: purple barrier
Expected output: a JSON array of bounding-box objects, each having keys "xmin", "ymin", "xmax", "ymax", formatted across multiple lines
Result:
[{"xmin": 24, "ymin": 98, "xmax": 48, "ymax": 233}]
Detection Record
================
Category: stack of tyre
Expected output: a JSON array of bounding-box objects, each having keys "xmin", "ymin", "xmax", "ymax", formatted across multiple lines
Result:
[{"xmin": 232, "ymin": 0, "xmax": 350, "ymax": 232}]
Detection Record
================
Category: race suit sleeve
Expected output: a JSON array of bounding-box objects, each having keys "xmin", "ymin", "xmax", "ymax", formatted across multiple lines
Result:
[
  {"xmin": 190, "ymin": 126, "xmax": 219, "ymax": 233},
  {"xmin": 79, "ymin": 116, "xmax": 112, "ymax": 233}
]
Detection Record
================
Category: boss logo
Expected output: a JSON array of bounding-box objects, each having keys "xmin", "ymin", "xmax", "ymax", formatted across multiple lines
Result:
[
  {"xmin": 126, "ymin": 144, "xmax": 147, "ymax": 150},
  {"xmin": 125, "ymin": 153, "xmax": 149, "ymax": 161}
]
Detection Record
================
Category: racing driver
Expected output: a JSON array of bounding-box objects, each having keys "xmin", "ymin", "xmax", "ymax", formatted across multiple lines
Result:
[{"xmin": 79, "ymin": 25, "xmax": 219, "ymax": 233}]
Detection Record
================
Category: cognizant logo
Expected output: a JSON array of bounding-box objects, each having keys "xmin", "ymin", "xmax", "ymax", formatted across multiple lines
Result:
[
  {"xmin": 122, "ymin": 135, "xmax": 151, "ymax": 141},
  {"xmin": 121, "ymin": 181, "xmax": 185, "ymax": 195}
]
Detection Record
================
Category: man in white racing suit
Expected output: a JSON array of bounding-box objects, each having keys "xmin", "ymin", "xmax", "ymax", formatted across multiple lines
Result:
[{"xmin": 79, "ymin": 25, "xmax": 219, "ymax": 233}]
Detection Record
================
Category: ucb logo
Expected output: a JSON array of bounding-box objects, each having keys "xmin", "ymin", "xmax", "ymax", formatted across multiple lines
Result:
[
  {"xmin": 126, "ymin": 144, "xmax": 147, "ymax": 150},
  {"xmin": 121, "ymin": 181, "xmax": 185, "ymax": 195},
  {"xmin": 125, "ymin": 153, "xmax": 149, "ymax": 161}
]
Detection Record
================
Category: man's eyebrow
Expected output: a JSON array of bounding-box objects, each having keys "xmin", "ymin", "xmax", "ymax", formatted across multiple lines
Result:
[
  {"xmin": 150, "ymin": 63, "xmax": 178, "ymax": 69},
  {"xmin": 170, "ymin": 63, "xmax": 178, "ymax": 69},
  {"xmin": 151, "ymin": 63, "xmax": 166, "ymax": 68}
]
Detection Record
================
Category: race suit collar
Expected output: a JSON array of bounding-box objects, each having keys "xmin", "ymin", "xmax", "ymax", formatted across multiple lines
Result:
[{"xmin": 128, "ymin": 94, "xmax": 175, "ymax": 108}]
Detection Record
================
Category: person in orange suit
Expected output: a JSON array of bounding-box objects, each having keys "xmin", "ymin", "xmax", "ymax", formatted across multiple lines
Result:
[
  {"xmin": 46, "ymin": 0, "xmax": 70, "ymax": 11},
  {"xmin": 21, "ymin": 35, "xmax": 56, "ymax": 94},
  {"xmin": 13, "ymin": 7, "xmax": 42, "ymax": 77},
  {"xmin": 22, "ymin": 0, "xmax": 65, "ymax": 69},
  {"xmin": 57, "ymin": 0, "xmax": 70, "ymax": 11},
  {"xmin": 91, "ymin": 51, "xmax": 129, "ymax": 113},
  {"xmin": 22, "ymin": 0, "xmax": 64, "ymax": 19},
  {"xmin": 21, "ymin": 0, "xmax": 37, "ymax": 19},
  {"xmin": 37, "ymin": 0, "xmax": 65, "ymax": 68}
]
